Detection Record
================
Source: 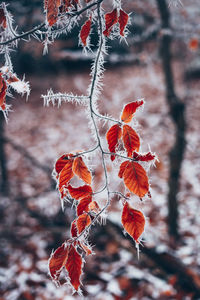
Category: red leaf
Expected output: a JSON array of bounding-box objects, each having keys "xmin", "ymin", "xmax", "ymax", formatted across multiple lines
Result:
[
  {"xmin": 71, "ymin": 220, "xmax": 78, "ymax": 238},
  {"xmin": 123, "ymin": 162, "xmax": 149, "ymax": 197},
  {"xmin": 76, "ymin": 213, "xmax": 91, "ymax": 234},
  {"xmin": 103, "ymin": 8, "xmax": 118, "ymax": 37},
  {"xmin": 49, "ymin": 243, "xmax": 69, "ymax": 282},
  {"xmin": 80, "ymin": 16, "xmax": 92, "ymax": 47},
  {"xmin": 123, "ymin": 125, "xmax": 140, "ymax": 157},
  {"xmin": 88, "ymin": 201, "xmax": 100, "ymax": 213},
  {"xmin": 58, "ymin": 160, "xmax": 74, "ymax": 191},
  {"xmin": 0, "ymin": 8, "xmax": 6, "ymax": 29},
  {"xmin": 106, "ymin": 124, "xmax": 122, "ymax": 161},
  {"xmin": 121, "ymin": 202, "xmax": 145, "ymax": 243},
  {"xmin": 55, "ymin": 154, "xmax": 73, "ymax": 175},
  {"xmin": 79, "ymin": 242, "xmax": 92, "ymax": 256},
  {"xmin": 0, "ymin": 74, "xmax": 7, "ymax": 107},
  {"xmin": 121, "ymin": 100, "xmax": 144, "ymax": 123},
  {"xmin": 118, "ymin": 9, "xmax": 129, "ymax": 36},
  {"xmin": 72, "ymin": 157, "xmax": 92, "ymax": 185},
  {"xmin": 47, "ymin": 0, "xmax": 60, "ymax": 26},
  {"xmin": 133, "ymin": 151, "xmax": 155, "ymax": 162},
  {"xmin": 65, "ymin": 245, "xmax": 83, "ymax": 291},
  {"xmin": 77, "ymin": 196, "xmax": 92, "ymax": 216},
  {"xmin": 67, "ymin": 184, "xmax": 92, "ymax": 200},
  {"xmin": 118, "ymin": 161, "xmax": 129, "ymax": 178}
]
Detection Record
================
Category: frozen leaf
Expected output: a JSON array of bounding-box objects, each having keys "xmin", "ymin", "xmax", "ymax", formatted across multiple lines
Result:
[
  {"xmin": 65, "ymin": 245, "xmax": 83, "ymax": 291},
  {"xmin": 103, "ymin": 8, "xmax": 118, "ymax": 37},
  {"xmin": 123, "ymin": 125, "xmax": 140, "ymax": 157},
  {"xmin": 71, "ymin": 220, "xmax": 78, "ymax": 238},
  {"xmin": 55, "ymin": 154, "xmax": 73, "ymax": 175},
  {"xmin": 0, "ymin": 74, "xmax": 7, "ymax": 107},
  {"xmin": 118, "ymin": 161, "xmax": 129, "ymax": 178},
  {"xmin": 118, "ymin": 9, "xmax": 129, "ymax": 36},
  {"xmin": 88, "ymin": 201, "xmax": 100, "ymax": 213},
  {"xmin": 46, "ymin": 0, "xmax": 60, "ymax": 26},
  {"xmin": 72, "ymin": 157, "xmax": 92, "ymax": 185},
  {"xmin": 76, "ymin": 213, "xmax": 91, "ymax": 234},
  {"xmin": 77, "ymin": 196, "xmax": 92, "ymax": 216},
  {"xmin": 123, "ymin": 162, "xmax": 149, "ymax": 197},
  {"xmin": 121, "ymin": 202, "xmax": 145, "ymax": 243},
  {"xmin": 133, "ymin": 151, "xmax": 156, "ymax": 162},
  {"xmin": 0, "ymin": 8, "xmax": 6, "ymax": 28},
  {"xmin": 67, "ymin": 184, "xmax": 92, "ymax": 200},
  {"xmin": 106, "ymin": 124, "xmax": 122, "ymax": 161},
  {"xmin": 79, "ymin": 242, "xmax": 92, "ymax": 256},
  {"xmin": 49, "ymin": 243, "xmax": 69, "ymax": 282},
  {"xmin": 80, "ymin": 16, "xmax": 92, "ymax": 47},
  {"xmin": 58, "ymin": 160, "xmax": 74, "ymax": 191},
  {"xmin": 121, "ymin": 100, "xmax": 144, "ymax": 123}
]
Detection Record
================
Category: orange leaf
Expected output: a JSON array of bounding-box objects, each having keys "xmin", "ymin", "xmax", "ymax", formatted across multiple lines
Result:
[
  {"xmin": 88, "ymin": 201, "xmax": 100, "ymax": 213},
  {"xmin": 123, "ymin": 125, "xmax": 140, "ymax": 157},
  {"xmin": 58, "ymin": 160, "xmax": 74, "ymax": 191},
  {"xmin": 77, "ymin": 196, "xmax": 92, "ymax": 216},
  {"xmin": 103, "ymin": 8, "xmax": 118, "ymax": 37},
  {"xmin": 80, "ymin": 16, "xmax": 92, "ymax": 47},
  {"xmin": 67, "ymin": 184, "xmax": 92, "ymax": 200},
  {"xmin": 0, "ymin": 74, "xmax": 7, "ymax": 107},
  {"xmin": 71, "ymin": 219, "xmax": 78, "ymax": 238},
  {"xmin": 121, "ymin": 202, "xmax": 145, "ymax": 243},
  {"xmin": 121, "ymin": 100, "xmax": 144, "ymax": 123},
  {"xmin": 106, "ymin": 124, "xmax": 122, "ymax": 161},
  {"xmin": 133, "ymin": 151, "xmax": 155, "ymax": 162},
  {"xmin": 65, "ymin": 245, "xmax": 83, "ymax": 291},
  {"xmin": 0, "ymin": 8, "xmax": 6, "ymax": 29},
  {"xmin": 118, "ymin": 161, "xmax": 129, "ymax": 178},
  {"xmin": 118, "ymin": 9, "xmax": 129, "ymax": 36},
  {"xmin": 47, "ymin": 0, "xmax": 60, "ymax": 26},
  {"xmin": 76, "ymin": 213, "xmax": 91, "ymax": 234},
  {"xmin": 49, "ymin": 243, "xmax": 69, "ymax": 282},
  {"xmin": 72, "ymin": 157, "xmax": 92, "ymax": 185},
  {"xmin": 123, "ymin": 162, "xmax": 149, "ymax": 197},
  {"xmin": 55, "ymin": 154, "xmax": 73, "ymax": 175}
]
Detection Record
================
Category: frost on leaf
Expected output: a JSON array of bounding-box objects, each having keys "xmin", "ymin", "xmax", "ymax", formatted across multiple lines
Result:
[
  {"xmin": 88, "ymin": 201, "xmax": 100, "ymax": 213},
  {"xmin": 49, "ymin": 243, "xmax": 69, "ymax": 283},
  {"xmin": 133, "ymin": 151, "xmax": 156, "ymax": 162},
  {"xmin": 118, "ymin": 9, "xmax": 129, "ymax": 36},
  {"xmin": 0, "ymin": 8, "xmax": 6, "ymax": 29},
  {"xmin": 118, "ymin": 161, "xmax": 129, "ymax": 178},
  {"xmin": 121, "ymin": 100, "xmax": 144, "ymax": 123},
  {"xmin": 46, "ymin": 0, "xmax": 60, "ymax": 26},
  {"xmin": 80, "ymin": 16, "xmax": 92, "ymax": 47},
  {"xmin": 106, "ymin": 124, "xmax": 122, "ymax": 161},
  {"xmin": 58, "ymin": 159, "xmax": 74, "ymax": 191},
  {"xmin": 76, "ymin": 213, "xmax": 91, "ymax": 234},
  {"xmin": 71, "ymin": 220, "xmax": 78, "ymax": 237},
  {"xmin": 103, "ymin": 8, "xmax": 118, "ymax": 37},
  {"xmin": 121, "ymin": 202, "xmax": 145, "ymax": 243},
  {"xmin": 65, "ymin": 245, "xmax": 83, "ymax": 291},
  {"xmin": 123, "ymin": 125, "xmax": 140, "ymax": 157},
  {"xmin": 77, "ymin": 196, "xmax": 92, "ymax": 216},
  {"xmin": 55, "ymin": 154, "xmax": 74, "ymax": 175},
  {"xmin": 123, "ymin": 161, "xmax": 149, "ymax": 198},
  {"xmin": 67, "ymin": 184, "xmax": 92, "ymax": 200},
  {"xmin": 0, "ymin": 74, "xmax": 7, "ymax": 109},
  {"xmin": 79, "ymin": 242, "xmax": 92, "ymax": 256},
  {"xmin": 72, "ymin": 157, "xmax": 92, "ymax": 185}
]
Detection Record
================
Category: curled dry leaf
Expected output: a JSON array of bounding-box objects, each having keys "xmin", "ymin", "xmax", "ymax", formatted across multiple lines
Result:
[
  {"xmin": 121, "ymin": 100, "xmax": 144, "ymax": 123},
  {"xmin": 106, "ymin": 124, "xmax": 122, "ymax": 161},
  {"xmin": 103, "ymin": 8, "xmax": 118, "ymax": 37},
  {"xmin": 123, "ymin": 161, "xmax": 149, "ymax": 198},
  {"xmin": 123, "ymin": 125, "xmax": 140, "ymax": 157},
  {"xmin": 118, "ymin": 161, "xmax": 129, "ymax": 178},
  {"xmin": 49, "ymin": 243, "xmax": 69, "ymax": 282},
  {"xmin": 77, "ymin": 196, "xmax": 92, "ymax": 216},
  {"xmin": 72, "ymin": 157, "xmax": 92, "ymax": 185},
  {"xmin": 67, "ymin": 184, "xmax": 92, "ymax": 200},
  {"xmin": 58, "ymin": 160, "xmax": 74, "ymax": 191},
  {"xmin": 76, "ymin": 213, "xmax": 91, "ymax": 234},
  {"xmin": 118, "ymin": 9, "xmax": 129, "ymax": 36},
  {"xmin": 133, "ymin": 151, "xmax": 156, "ymax": 162},
  {"xmin": 121, "ymin": 202, "xmax": 145, "ymax": 243},
  {"xmin": 65, "ymin": 245, "xmax": 83, "ymax": 291},
  {"xmin": 80, "ymin": 16, "xmax": 92, "ymax": 47}
]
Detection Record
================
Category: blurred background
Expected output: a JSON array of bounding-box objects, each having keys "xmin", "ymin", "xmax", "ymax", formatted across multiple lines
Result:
[{"xmin": 0, "ymin": 0, "xmax": 200, "ymax": 299}]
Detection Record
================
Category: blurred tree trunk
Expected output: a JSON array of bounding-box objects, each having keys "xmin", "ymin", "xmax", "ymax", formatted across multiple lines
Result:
[
  {"xmin": 0, "ymin": 114, "xmax": 8, "ymax": 195},
  {"xmin": 156, "ymin": 0, "xmax": 186, "ymax": 240}
]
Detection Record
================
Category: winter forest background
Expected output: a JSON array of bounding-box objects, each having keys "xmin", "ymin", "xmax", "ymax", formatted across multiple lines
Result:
[{"xmin": 0, "ymin": 0, "xmax": 200, "ymax": 299}]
